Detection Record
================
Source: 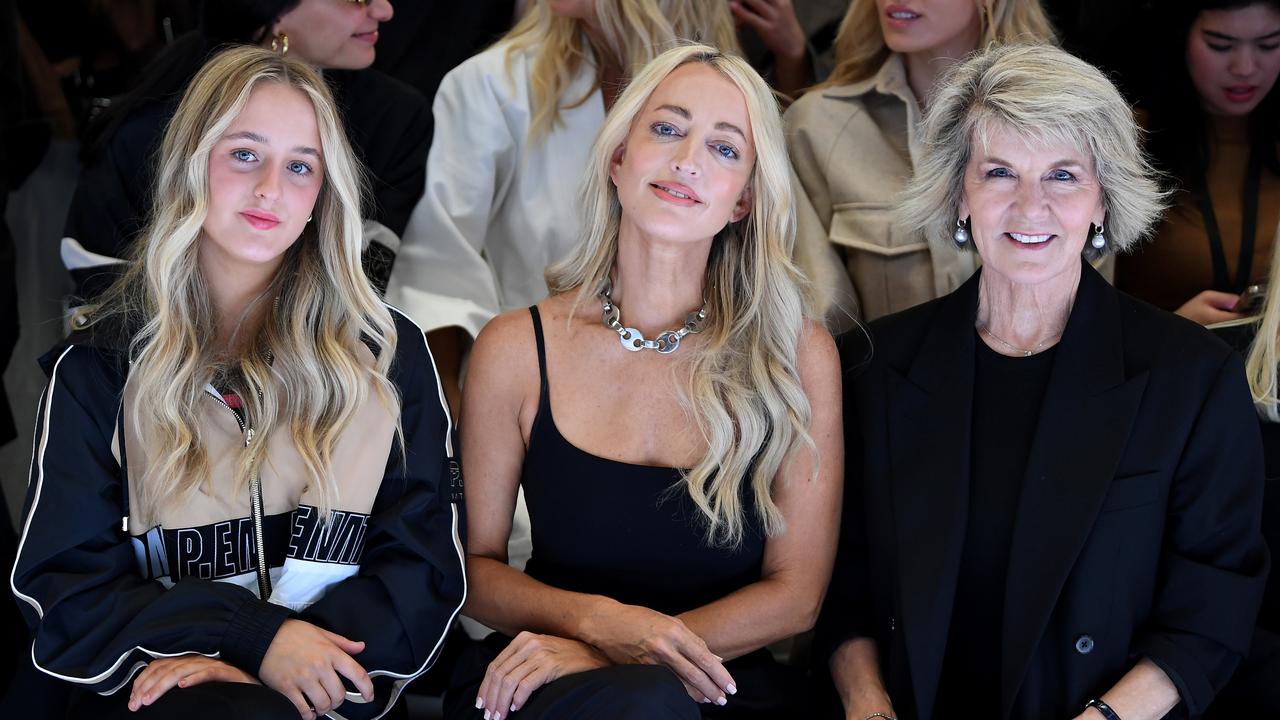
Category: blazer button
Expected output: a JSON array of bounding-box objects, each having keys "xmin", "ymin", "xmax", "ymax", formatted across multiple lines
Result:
[{"xmin": 1075, "ymin": 635, "xmax": 1095, "ymax": 655}]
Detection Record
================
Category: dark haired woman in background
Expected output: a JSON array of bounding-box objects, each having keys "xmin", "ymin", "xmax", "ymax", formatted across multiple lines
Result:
[
  {"xmin": 62, "ymin": 0, "xmax": 428, "ymax": 300},
  {"xmin": 1118, "ymin": 0, "xmax": 1280, "ymax": 325}
]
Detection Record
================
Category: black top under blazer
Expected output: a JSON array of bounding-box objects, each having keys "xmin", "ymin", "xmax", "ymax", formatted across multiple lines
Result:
[{"xmin": 821, "ymin": 261, "xmax": 1270, "ymax": 719}]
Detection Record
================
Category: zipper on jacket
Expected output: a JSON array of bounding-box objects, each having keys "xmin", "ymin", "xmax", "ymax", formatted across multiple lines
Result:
[{"xmin": 209, "ymin": 392, "xmax": 273, "ymax": 600}]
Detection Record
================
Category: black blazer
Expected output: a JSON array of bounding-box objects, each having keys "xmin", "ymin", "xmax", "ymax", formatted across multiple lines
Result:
[{"xmin": 821, "ymin": 262, "xmax": 1269, "ymax": 719}]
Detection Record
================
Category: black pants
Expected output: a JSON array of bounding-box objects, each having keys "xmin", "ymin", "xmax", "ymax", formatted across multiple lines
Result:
[
  {"xmin": 66, "ymin": 682, "xmax": 301, "ymax": 719},
  {"xmin": 444, "ymin": 633, "xmax": 811, "ymax": 720}
]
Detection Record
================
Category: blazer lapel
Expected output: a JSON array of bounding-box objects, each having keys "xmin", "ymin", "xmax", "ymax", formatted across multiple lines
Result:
[
  {"xmin": 888, "ymin": 273, "xmax": 980, "ymax": 719},
  {"xmin": 999, "ymin": 264, "xmax": 1149, "ymax": 714}
]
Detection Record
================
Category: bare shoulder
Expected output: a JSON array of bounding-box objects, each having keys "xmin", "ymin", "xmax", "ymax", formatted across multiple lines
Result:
[
  {"xmin": 468, "ymin": 307, "xmax": 539, "ymax": 395},
  {"xmin": 797, "ymin": 319, "xmax": 840, "ymax": 381}
]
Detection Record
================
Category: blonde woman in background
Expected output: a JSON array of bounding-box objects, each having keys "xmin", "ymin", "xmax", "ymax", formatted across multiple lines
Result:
[
  {"xmin": 786, "ymin": 0, "xmax": 1058, "ymax": 328},
  {"xmin": 11, "ymin": 47, "xmax": 463, "ymax": 720},
  {"xmin": 385, "ymin": 0, "xmax": 740, "ymax": 414},
  {"xmin": 1206, "ymin": 219, "xmax": 1280, "ymax": 716},
  {"xmin": 453, "ymin": 44, "xmax": 841, "ymax": 719}
]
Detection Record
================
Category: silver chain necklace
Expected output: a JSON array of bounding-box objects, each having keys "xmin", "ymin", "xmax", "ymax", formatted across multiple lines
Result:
[
  {"xmin": 976, "ymin": 323, "xmax": 1049, "ymax": 357},
  {"xmin": 599, "ymin": 280, "xmax": 707, "ymax": 354}
]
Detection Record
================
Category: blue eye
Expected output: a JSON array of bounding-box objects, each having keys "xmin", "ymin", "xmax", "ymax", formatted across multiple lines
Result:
[
  {"xmin": 287, "ymin": 161, "xmax": 313, "ymax": 176},
  {"xmin": 714, "ymin": 143, "xmax": 739, "ymax": 160},
  {"xmin": 1051, "ymin": 169, "xmax": 1076, "ymax": 182},
  {"xmin": 231, "ymin": 149, "xmax": 257, "ymax": 163},
  {"xmin": 651, "ymin": 122, "xmax": 679, "ymax": 137},
  {"xmin": 987, "ymin": 167, "xmax": 1013, "ymax": 178}
]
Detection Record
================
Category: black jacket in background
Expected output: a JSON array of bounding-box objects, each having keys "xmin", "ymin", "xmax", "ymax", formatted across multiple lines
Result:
[{"xmin": 822, "ymin": 262, "xmax": 1269, "ymax": 719}]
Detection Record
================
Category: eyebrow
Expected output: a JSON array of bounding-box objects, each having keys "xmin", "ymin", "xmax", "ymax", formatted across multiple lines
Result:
[
  {"xmin": 223, "ymin": 130, "xmax": 321, "ymax": 158},
  {"xmin": 980, "ymin": 156, "xmax": 1089, "ymax": 170},
  {"xmin": 656, "ymin": 104, "xmax": 747, "ymax": 140},
  {"xmin": 1203, "ymin": 28, "xmax": 1280, "ymax": 42}
]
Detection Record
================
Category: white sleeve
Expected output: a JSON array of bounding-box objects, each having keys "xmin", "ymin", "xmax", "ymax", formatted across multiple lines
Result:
[{"xmin": 385, "ymin": 55, "xmax": 519, "ymax": 340}]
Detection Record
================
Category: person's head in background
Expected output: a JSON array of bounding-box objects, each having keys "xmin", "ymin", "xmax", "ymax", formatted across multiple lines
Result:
[
  {"xmin": 502, "ymin": 0, "xmax": 742, "ymax": 142},
  {"xmin": 822, "ymin": 0, "xmax": 1057, "ymax": 102},
  {"xmin": 85, "ymin": 0, "xmax": 395, "ymax": 157},
  {"xmin": 1146, "ymin": 1, "xmax": 1280, "ymax": 182},
  {"xmin": 1185, "ymin": 0, "xmax": 1280, "ymax": 118},
  {"xmin": 264, "ymin": 0, "xmax": 394, "ymax": 69}
]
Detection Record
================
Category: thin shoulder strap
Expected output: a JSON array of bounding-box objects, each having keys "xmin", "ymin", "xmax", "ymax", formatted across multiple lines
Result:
[{"xmin": 528, "ymin": 306, "xmax": 550, "ymax": 411}]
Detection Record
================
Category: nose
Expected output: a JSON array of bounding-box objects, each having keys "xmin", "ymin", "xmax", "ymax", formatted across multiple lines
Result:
[
  {"xmin": 371, "ymin": 0, "xmax": 394, "ymax": 22},
  {"xmin": 1012, "ymin": 178, "xmax": 1051, "ymax": 219},
  {"xmin": 254, "ymin": 169, "xmax": 282, "ymax": 202},
  {"xmin": 1229, "ymin": 47, "xmax": 1257, "ymax": 77},
  {"xmin": 672, "ymin": 137, "xmax": 700, "ymax": 178}
]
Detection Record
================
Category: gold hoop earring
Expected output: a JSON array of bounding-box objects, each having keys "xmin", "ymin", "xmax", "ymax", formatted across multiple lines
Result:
[{"xmin": 271, "ymin": 33, "xmax": 289, "ymax": 55}]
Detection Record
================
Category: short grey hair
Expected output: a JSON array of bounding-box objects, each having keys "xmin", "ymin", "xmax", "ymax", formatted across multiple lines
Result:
[{"xmin": 899, "ymin": 44, "xmax": 1168, "ymax": 257}]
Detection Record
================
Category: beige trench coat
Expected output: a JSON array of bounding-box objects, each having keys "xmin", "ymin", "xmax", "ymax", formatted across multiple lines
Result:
[{"xmin": 787, "ymin": 54, "xmax": 1111, "ymax": 328}]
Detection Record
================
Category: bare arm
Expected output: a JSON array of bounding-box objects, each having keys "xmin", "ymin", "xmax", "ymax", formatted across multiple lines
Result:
[
  {"xmin": 677, "ymin": 323, "xmax": 843, "ymax": 659},
  {"xmin": 1072, "ymin": 659, "xmax": 1180, "ymax": 720},
  {"xmin": 830, "ymin": 638, "xmax": 895, "ymax": 720}
]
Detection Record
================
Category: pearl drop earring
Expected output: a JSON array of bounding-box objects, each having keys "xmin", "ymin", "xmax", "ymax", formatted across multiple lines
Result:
[{"xmin": 1091, "ymin": 223, "xmax": 1106, "ymax": 249}]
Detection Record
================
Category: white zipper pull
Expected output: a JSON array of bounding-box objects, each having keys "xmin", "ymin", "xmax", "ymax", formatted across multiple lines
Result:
[{"xmin": 244, "ymin": 427, "xmax": 255, "ymax": 448}]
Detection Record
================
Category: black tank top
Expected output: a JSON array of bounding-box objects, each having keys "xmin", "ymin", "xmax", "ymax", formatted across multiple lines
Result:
[{"xmin": 521, "ymin": 306, "xmax": 765, "ymax": 616}]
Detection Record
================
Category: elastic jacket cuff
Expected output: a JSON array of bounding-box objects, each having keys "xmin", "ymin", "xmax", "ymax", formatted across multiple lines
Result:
[{"xmin": 221, "ymin": 596, "xmax": 293, "ymax": 675}]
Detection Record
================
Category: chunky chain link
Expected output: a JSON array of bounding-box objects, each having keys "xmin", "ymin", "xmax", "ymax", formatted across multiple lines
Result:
[{"xmin": 598, "ymin": 280, "xmax": 707, "ymax": 354}]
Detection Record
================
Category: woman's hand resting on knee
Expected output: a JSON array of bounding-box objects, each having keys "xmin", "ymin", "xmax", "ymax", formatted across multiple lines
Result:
[
  {"xmin": 259, "ymin": 619, "xmax": 375, "ymax": 719},
  {"xmin": 476, "ymin": 631, "xmax": 610, "ymax": 719},
  {"xmin": 127, "ymin": 655, "xmax": 257, "ymax": 711},
  {"xmin": 580, "ymin": 600, "xmax": 737, "ymax": 705}
]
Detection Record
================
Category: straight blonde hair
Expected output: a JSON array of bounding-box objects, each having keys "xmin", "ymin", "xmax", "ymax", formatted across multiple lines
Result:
[
  {"xmin": 89, "ymin": 46, "xmax": 399, "ymax": 526},
  {"xmin": 502, "ymin": 0, "xmax": 741, "ymax": 142},
  {"xmin": 547, "ymin": 44, "xmax": 813, "ymax": 548},
  {"xmin": 1245, "ymin": 222, "xmax": 1280, "ymax": 420},
  {"xmin": 820, "ymin": 0, "xmax": 1057, "ymax": 89}
]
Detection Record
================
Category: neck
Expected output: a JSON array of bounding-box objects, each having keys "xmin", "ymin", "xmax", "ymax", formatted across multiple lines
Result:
[
  {"xmin": 199, "ymin": 243, "xmax": 280, "ymax": 353},
  {"xmin": 608, "ymin": 219, "xmax": 711, "ymax": 335},
  {"xmin": 902, "ymin": 23, "xmax": 981, "ymax": 109},
  {"xmin": 975, "ymin": 263, "xmax": 1081, "ymax": 356}
]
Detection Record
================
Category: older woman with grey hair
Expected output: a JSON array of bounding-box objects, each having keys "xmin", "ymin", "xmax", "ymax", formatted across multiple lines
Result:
[{"xmin": 821, "ymin": 44, "xmax": 1269, "ymax": 720}]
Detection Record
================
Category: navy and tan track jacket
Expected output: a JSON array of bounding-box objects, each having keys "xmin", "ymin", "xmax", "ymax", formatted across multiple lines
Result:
[{"xmin": 10, "ymin": 305, "xmax": 465, "ymax": 719}]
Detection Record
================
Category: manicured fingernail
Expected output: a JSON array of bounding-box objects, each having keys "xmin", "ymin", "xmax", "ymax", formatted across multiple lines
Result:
[
  {"xmin": 716, "ymin": 696, "xmax": 727, "ymax": 706},
  {"xmin": 475, "ymin": 697, "xmax": 484, "ymax": 709},
  {"xmin": 510, "ymin": 703, "xmax": 517, "ymax": 712},
  {"xmin": 702, "ymin": 697, "xmax": 711, "ymax": 704},
  {"xmin": 727, "ymin": 683, "xmax": 737, "ymax": 695},
  {"xmin": 495, "ymin": 713, "xmax": 503, "ymax": 720},
  {"xmin": 484, "ymin": 711, "xmax": 491, "ymax": 720}
]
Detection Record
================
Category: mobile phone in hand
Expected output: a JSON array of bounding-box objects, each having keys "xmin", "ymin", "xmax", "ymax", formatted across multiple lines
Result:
[{"xmin": 1234, "ymin": 284, "xmax": 1267, "ymax": 314}]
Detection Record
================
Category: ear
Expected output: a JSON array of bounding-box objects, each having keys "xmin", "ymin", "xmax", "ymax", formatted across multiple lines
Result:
[
  {"xmin": 957, "ymin": 194, "xmax": 970, "ymax": 223},
  {"xmin": 730, "ymin": 185, "xmax": 752, "ymax": 224},
  {"xmin": 608, "ymin": 142, "xmax": 627, "ymax": 187}
]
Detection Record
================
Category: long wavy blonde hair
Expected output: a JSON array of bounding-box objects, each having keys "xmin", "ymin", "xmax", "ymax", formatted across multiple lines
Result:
[
  {"xmin": 547, "ymin": 44, "xmax": 813, "ymax": 548},
  {"xmin": 502, "ymin": 0, "xmax": 741, "ymax": 142},
  {"xmin": 820, "ymin": 0, "xmax": 1057, "ymax": 89},
  {"xmin": 90, "ymin": 46, "xmax": 399, "ymax": 526},
  {"xmin": 1245, "ymin": 222, "xmax": 1280, "ymax": 420}
]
